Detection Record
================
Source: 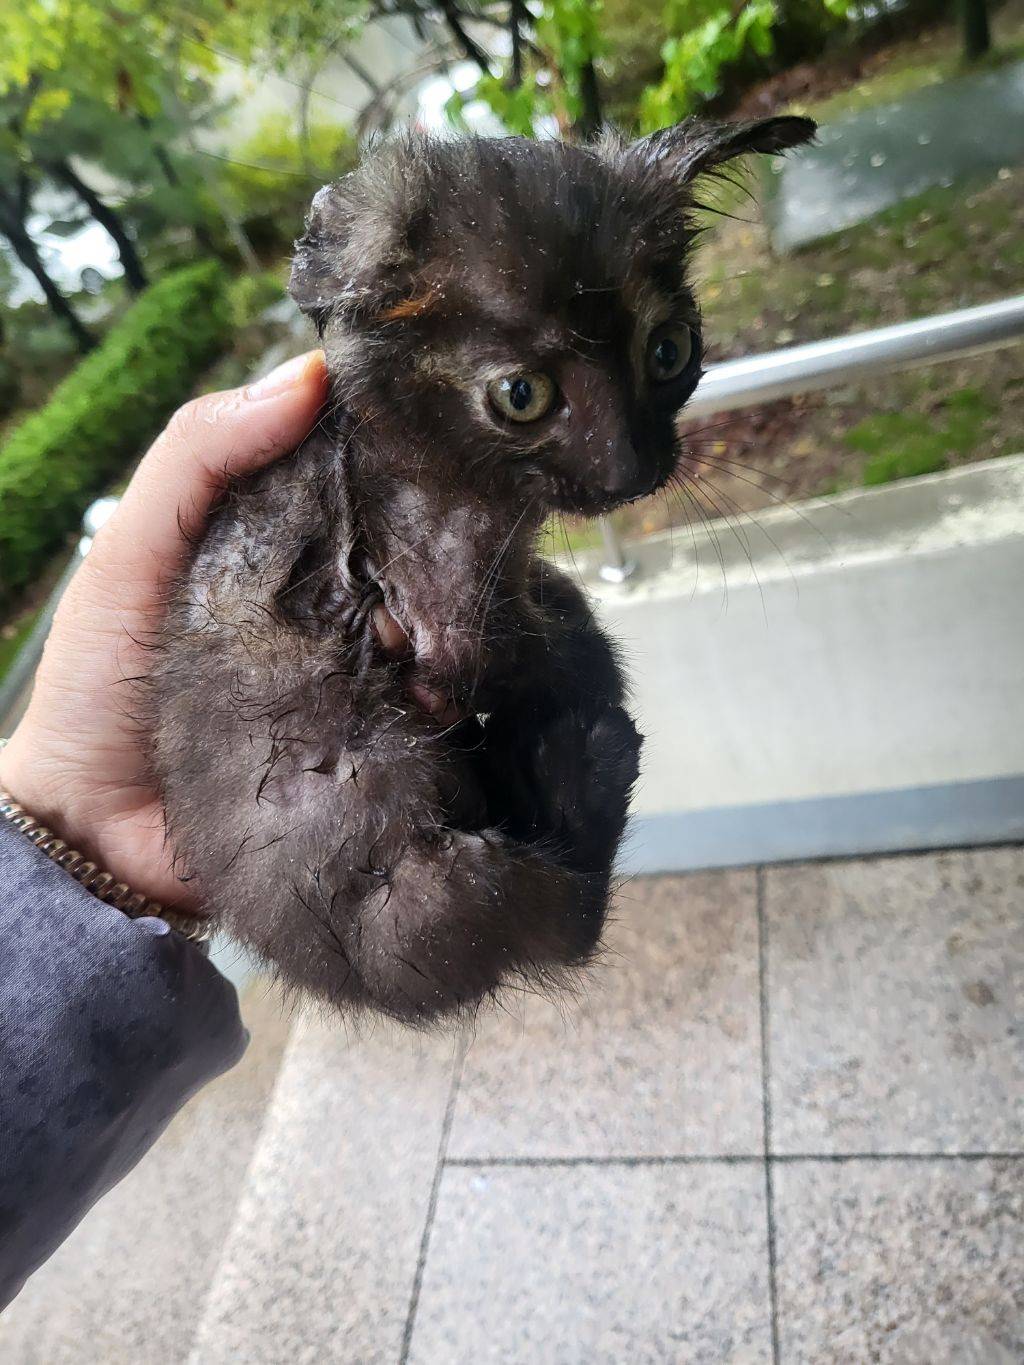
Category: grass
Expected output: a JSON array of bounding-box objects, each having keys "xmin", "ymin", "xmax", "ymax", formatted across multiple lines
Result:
[
  {"xmin": 697, "ymin": 167, "xmax": 1024, "ymax": 350},
  {"xmin": 847, "ymin": 386, "xmax": 997, "ymax": 485},
  {"xmin": 547, "ymin": 146, "xmax": 1024, "ymax": 553},
  {"xmin": 0, "ymin": 606, "xmax": 43, "ymax": 686},
  {"xmin": 579, "ymin": 154, "xmax": 1023, "ymax": 551},
  {"xmin": 561, "ymin": 0, "xmax": 1020, "ymax": 545}
]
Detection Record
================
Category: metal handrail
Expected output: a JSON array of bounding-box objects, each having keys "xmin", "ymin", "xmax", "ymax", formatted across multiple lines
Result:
[
  {"xmin": 598, "ymin": 294, "xmax": 1024, "ymax": 580},
  {"xmin": 2, "ymin": 296, "xmax": 1023, "ymax": 727},
  {"xmin": 686, "ymin": 294, "xmax": 1024, "ymax": 418}
]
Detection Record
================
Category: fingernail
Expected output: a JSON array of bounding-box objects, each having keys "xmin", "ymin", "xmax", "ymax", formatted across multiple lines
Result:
[{"xmin": 244, "ymin": 350, "xmax": 322, "ymax": 401}]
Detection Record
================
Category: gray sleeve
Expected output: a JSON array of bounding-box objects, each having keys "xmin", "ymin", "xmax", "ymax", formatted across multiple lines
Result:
[{"xmin": 0, "ymin": 819, "xmax": 247, "ymax": 1308}]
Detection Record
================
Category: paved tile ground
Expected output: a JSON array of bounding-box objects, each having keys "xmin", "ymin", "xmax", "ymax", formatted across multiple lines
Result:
[
  {"xmin": 1, "ymin": 846, "xmax": 1021, "ymax": 1363},
  {"xmin": 409, "ymin": 1163, "xmax": 772, "ymax": 1364},
  {"xmin": 449, "ymin": 869, "xmax": 763, "ymax": 1160}
]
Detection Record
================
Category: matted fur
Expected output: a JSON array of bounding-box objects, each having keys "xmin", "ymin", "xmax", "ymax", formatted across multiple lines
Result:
[{"xmin": 150, "ymin": 117, "xmax": 814, "ymax": 1025}]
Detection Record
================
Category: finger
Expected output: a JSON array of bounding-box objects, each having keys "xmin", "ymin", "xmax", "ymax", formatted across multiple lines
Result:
[{"xmin": 88, "ymin": 350, "xmax": 328, "ymax": 587}]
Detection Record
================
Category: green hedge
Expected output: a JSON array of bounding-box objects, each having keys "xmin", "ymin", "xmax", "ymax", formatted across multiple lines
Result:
[{"xmin": 0, "ymin": 260, "xmax": 230, "ymax": 609}]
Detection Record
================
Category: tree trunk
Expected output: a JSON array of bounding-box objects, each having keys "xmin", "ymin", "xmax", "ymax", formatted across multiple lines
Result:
[
  {"xmin": 47, "ymin": 158, "xmax": 148, "ymax": 293},
  {"xmin": 166, "ymin": 87, "xmax": 260, "ymax": 272},
  {"xmin": 138, "ymin": 118, "xmax": 181, "ymax": 187},
  {"xmin": 961, "ymin": 0, "xmax": 991, "ymax": 59},
  {"xmin": 575, "ymin": 58, "xmax": 603, "ymax": 141},
  {"xmin": 0, "ymin": 210, "xmax": 94, "ymax": 352},
  {"xmin": 509, "ymin": 0, "xmax": 526, "ymax": 86}
]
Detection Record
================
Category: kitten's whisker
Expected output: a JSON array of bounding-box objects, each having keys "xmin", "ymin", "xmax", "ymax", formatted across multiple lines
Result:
[
  {"xmin": 679, "ymin": 413, "xmax": 766, "ymax": 439},
  {"xmin": 687, "ymin": 472, "xmax": 768, "ymax": 625},
  {"xmin": 465, "ymin": 498, "xmax": 539, "ymax": 690},
  {"xmin": 675, "ymin": 473, "xmax": 729, "ymax": 613},
  {"xmin": 662, "ymin": 475, "xmax": 701, "ymax": 603},
  {"xmin": 695, "ymin": 474, "xmax": 802, "ymax": 603},
  {"xmin": 694, "ymin": 454, "xmax": 837, "ymax": 549}
]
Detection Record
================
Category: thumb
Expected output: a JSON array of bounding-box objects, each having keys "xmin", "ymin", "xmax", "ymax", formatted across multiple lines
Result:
[{"xmin": 88, "ymin": 349, "xmax": 328, "ymax": 586}]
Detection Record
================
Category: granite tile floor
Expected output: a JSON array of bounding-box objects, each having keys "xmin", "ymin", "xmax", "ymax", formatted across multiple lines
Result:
[{"xmin": 0, "ymin": 846, "xmax": 1021, "ymax": 1364}]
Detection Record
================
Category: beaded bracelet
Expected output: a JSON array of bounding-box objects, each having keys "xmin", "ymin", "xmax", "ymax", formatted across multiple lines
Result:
[{"xmin": 0, "ymin": 740, "xmax": 210, "ymax": 948}]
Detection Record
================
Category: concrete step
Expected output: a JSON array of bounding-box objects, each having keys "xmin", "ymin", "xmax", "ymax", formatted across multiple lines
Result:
[{"xmin": 186, "ymin": 1014, "xmax": 460, "ymax": 1364}]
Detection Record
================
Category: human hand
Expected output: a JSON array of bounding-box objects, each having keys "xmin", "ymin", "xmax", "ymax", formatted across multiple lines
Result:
[{"xmin": 0, "ymin": 350, "xmax": 328, "ymax": 912}]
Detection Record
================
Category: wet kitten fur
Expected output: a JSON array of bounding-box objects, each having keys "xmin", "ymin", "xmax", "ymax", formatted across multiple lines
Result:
[{"xmin": 151, "ymin": 116, "xmax": 814, "ymax": 1024}]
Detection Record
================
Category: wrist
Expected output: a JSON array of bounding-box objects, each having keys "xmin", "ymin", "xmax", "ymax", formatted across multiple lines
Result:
[
  {"xmin": 0, "ymin": 738, "xmax": 208, "ymax": 947},
  {"xmin": 0, "ymin": 727, "xmax": 74, "ymax": 846}
]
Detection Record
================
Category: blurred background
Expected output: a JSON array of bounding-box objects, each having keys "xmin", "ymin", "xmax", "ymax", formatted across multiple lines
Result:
[{"xmin": 0, "ymin": 0, "xmax": 1022, "ymax": 1360}]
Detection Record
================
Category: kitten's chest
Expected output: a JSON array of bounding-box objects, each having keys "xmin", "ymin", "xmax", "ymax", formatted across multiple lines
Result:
[{"xmin": 361, "ymin": 480, "xmax": 540, "ymax": 687}]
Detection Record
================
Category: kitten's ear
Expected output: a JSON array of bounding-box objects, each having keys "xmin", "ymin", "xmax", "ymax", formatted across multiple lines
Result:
[
  {"xmin": 630, "ymin": 115, "xmax": 815, "ymax": 181},
  {"xmin": 290, "ymin": 141, "xmax": 435, "ymax": 332}
]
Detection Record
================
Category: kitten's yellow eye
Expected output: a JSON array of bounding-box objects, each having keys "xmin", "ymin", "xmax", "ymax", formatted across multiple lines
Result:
[
  {"xmin": 487, "ymin": 372, "xmax": 556, "ymax": 423},
  {"xmin": 647, "ymin": 325, "xmax": 694, "ymax": 383}
]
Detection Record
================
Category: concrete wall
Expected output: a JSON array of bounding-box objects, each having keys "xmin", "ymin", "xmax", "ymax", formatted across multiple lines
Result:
[{"xmin": 575, "ymin": 454, "xmax": 1024, "ymax": 873}]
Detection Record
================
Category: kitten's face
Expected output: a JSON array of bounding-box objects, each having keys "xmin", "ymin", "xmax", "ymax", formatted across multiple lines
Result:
[{"xmin": 291, "ymin": 120, "xmax": 814, "ymax": 515}]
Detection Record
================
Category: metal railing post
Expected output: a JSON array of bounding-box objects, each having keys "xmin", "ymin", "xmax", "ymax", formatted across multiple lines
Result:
[
  {"xmin": 598, "ymin": 517, "xmax": 636, "ymax": 583},
  {"xmin": 685, "ymin": 294, "xmax": 1024, "ymax": 420}
]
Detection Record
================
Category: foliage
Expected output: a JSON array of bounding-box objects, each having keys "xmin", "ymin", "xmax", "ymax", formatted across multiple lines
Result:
[
  {"xmin": 218, "ymin": 0, "xmax": 370, "ymax": 73},
  {"xmin": 639, "ymin": 0, "xmax": 778, "ymax": 129},
  {"xmin": 638, "ymin": 0, "xmax": 850, "ymax": 128},
  {"xmin": 227, "ymin": 268, "xmax": 288, "ymax": 328},
  {"xmin": 0, "ymin": 0, "xmax": 220, "ymax": 119},
  {"xmin": 0, "ymin": 261, "xmax": 229, "ymax": 607},
  {"xmin": 446, "ymin": 0, "xmax": 605, "ymax": 136},
  {"xmin": 442, "ymin": 0, "xmax": 859, "ymax": 137},
  {"xmin": 0, "ymin": 0, "xmax": 357, "ymax": 317},
  {"xmin": 0, "ymin": 605, "xmax": 42, "ymax": 684},
  {"xmin": 537, "ymin": 0, "xmax": 607, "ymax": 126},
  {"xmin": 219, "ymin": 114, "xmax": 359, "ymax": 251}
]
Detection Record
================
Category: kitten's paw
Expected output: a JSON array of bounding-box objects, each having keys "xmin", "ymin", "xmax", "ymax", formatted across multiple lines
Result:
[{"xmin": 484, "ymin": 704, "xmax": 642, "ymax": 875}]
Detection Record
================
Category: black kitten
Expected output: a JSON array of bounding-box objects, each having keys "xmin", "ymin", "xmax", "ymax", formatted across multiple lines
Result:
[{"xmin": 150, "ymin": 116, "xmax": 814, "ymax": 1024}]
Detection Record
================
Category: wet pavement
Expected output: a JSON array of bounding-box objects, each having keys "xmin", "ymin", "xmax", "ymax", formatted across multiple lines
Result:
[
  {"xmin": 768, "ymin": 59, "xmax": 1024, "ymax": 249},
  {"xmin": 2, "ymin": 846, "xmax": 1021, "ymax": 1363}
]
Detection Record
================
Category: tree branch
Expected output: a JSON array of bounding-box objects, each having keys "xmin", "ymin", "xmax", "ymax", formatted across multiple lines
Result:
[
  {"xmin": 509, "ymin": 0, "xmax": 525, "ymax": 86},
  {"xmin": 46, "ymin": 158, "xmax": 148, "ymax": 293}
]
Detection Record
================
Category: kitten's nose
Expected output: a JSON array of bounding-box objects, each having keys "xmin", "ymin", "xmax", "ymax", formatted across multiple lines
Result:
[{"xmin": 601, "ymin": 443, "xmax": 657, "ymax": 502}]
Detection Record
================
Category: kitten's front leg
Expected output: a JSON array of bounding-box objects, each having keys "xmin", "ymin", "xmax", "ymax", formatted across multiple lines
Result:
[
  {"xmin": 482, "ymin": 704, "xmax": 641, "ymax": 880},
  {"xmin": 481, "ymin": 561, "xmax": 642, "ymax": 880}
]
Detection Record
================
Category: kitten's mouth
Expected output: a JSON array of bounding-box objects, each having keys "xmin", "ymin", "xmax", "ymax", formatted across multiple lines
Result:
[
  {"xmin": 550, "ymin": 481, "xmax": 619, "ymax": 516},
  {"xmin": 370, "ymin": 599, "xmax": 409, "ymax": 655},
  {"xmin": 552, "ymin": 470, "xmax": 670, "ymax": 517}
]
